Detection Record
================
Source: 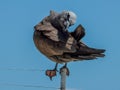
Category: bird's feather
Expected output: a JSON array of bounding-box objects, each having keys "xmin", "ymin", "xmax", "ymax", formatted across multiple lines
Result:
[{"xmin": 33, "ymin": 11, "xmax": 105, "ymax": 63}]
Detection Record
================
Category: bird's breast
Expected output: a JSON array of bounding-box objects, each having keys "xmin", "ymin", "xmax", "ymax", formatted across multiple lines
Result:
[{"xmin": 33, "ymin": 31, "xmax": 64, "ymax": 56}]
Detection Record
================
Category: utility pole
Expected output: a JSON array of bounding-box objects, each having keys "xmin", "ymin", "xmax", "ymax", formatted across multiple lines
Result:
[{"xmin": 60, "ymin": 67, "xmax": 67, "ymax": 90}]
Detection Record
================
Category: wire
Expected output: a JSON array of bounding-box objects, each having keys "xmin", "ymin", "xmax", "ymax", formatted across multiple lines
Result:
[
  {"xmin": 0, "ymin": 83, "xmax": 60, "ymax": 89},
  {"xmin": 0, "ymin": 68, "xmax": 60, "ymax": 89},
  {"xmin": 0, "ymin": 68, "xmax": 45, "ymax": 72}
]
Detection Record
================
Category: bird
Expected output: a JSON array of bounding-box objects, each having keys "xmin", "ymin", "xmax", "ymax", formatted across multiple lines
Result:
[{"xmin": 33, "ymin": 10, "xmax": 105, "ymax": 80}]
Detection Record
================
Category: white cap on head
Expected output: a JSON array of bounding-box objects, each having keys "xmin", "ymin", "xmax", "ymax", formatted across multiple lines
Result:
[
  {"xmin": 68, "ymin": 11, "xmax": 77, "ymax": 25},
  {"xmin": 61, "ymin": 10, "xmax": 77, "ymax": 25},
  {"xmin": 59, "ymin": 10, "xmax": 77, "ymax": 30}
]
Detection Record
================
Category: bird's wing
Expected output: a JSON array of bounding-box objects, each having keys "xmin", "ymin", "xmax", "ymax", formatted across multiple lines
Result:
[
  {"xmin": 58, "ymin": 42, "xmax": 105, "ymax": 62},
  {"xmin": 70, "ymin": 24, "xmax": 85, "ymax": 41},
  {"xmin": 34, "ymin": 21, "xmax": 60, "ymax": 41},
  {"xmin": 34, "ymin": 18, "xmax": 77, "ymax": 52}
]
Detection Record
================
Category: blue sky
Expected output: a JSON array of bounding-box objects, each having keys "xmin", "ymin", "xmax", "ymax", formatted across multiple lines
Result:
[{"xmin": 0, "ymin": 0, "xmax": 120, "ymax": 90}]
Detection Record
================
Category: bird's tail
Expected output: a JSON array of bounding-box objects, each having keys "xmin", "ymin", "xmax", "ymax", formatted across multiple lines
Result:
[
  {"xmin": 76, "ymin": 46, "xmax": 105, "ymax": 55},
  {"xmin": 62, "ymin": 46, "xmax": 105, "ymax": 62}
]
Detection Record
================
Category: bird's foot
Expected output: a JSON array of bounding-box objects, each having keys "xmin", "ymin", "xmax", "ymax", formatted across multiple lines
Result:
[
  {"xmin": 45, "ymin": 69, "xmax": 58, "ymax": 80},
  {"xmin": 60, "ymin": 64, "xmax": 70, "ymax": 76},
  {"xmin": 45, "ymin": 63, "xmax": 58, "ymax": 80}
]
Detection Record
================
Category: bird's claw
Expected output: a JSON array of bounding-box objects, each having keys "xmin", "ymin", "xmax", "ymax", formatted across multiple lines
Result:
[
  {"xmin": 45, "ymin": 69, "xmax": 57, "ymax": 80},
  {"xmin": 60, "ymin": 66, "xmax": 70, "ymax": 76}
]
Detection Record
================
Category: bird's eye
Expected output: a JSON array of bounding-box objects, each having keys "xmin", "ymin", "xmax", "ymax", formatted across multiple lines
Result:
[{"xmin": 67, "ymin": 13, "xmax": 70, "ymax": 20}]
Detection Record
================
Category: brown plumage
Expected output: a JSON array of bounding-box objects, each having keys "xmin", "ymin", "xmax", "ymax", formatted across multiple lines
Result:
[
  {"xmin": 33, "ymin": 11, "xmax": 105, "ymax": 64},
  {"xmin": 33, "ymin": 11, "xmax": 105, "ymax": 80}
]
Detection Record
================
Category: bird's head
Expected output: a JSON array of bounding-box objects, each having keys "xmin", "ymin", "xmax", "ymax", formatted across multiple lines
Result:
[
  {"xmin": 49, "ymin": 10, "xmax": 77, "ymax": 31},
  {"xmin": 59, "ymin": 10, "xmax": 77, "ymax": 29}
]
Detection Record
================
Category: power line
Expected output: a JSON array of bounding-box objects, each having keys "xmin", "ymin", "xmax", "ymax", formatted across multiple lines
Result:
[
  {"xmin": 0, "ymin": 68, "xmax": 45, "ymax": 72},
  {"xmin": 0, "ymin": 83, "xmax": 60, "ymax": 89},
  {"xmin": 0, "ymin": 68, "xmax": 60, "ymax": 89}
]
